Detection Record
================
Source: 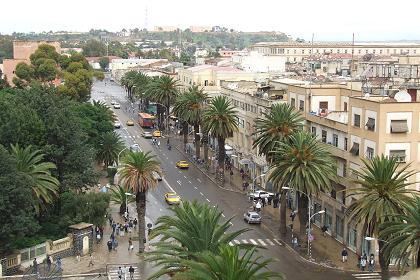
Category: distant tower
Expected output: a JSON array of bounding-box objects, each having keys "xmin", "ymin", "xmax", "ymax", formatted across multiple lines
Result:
[{"xmin": 144, "ymin": 5, "xmax": 148, "ymax": 31}]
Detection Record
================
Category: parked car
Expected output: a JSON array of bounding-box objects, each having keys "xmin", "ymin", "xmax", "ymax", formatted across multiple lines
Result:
[
  {"xmin": 114, "ymin": 121, "xmax": 121, "ymax": 129},
  {"xmin": 142, "ymin": 131, "xmax": 153, "ymax": 139},
  {"xmin": 126, "ymin": 119, "xmax": 134, "ymax": 126},
  {"xmin": 130, "ymin": 144, "xmax": 141, "ymax": 152},
  {"xmin": 110, "ymin": 100, "xmax": 116, "ymax": 105},
  {"xmin": 248, "ymin": 190, "xmax": 275, "ymax": 199},
  {"xmin": 113, "ymin": 103, "xmax": 121, "ymax": 109},
  {"xmin": 243, "ymin": 211, "xmax": 262, "ymax": 224}
]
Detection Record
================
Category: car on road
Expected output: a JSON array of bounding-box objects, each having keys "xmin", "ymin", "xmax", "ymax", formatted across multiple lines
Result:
[
  {"xmin": 176, "ymin": 160, "xmax": 189, "ymax": 169},
  {"xmin": 130, "ymin": 144, "xmax": 141, "ymax": 152},
  {"xmin": 248, "ymin": 190, "xmax": 275, "ymax": 200},
  {"xmin": 142, "ymin": 131, "xmax": 153, "ymax": 139},
  {"xmin": 153, "ymin": 130, "xmax": 162, "ymax": 137},
  {"xmin": 243, "ymin": 211, "xmax": 262, "ymax": 224},
  {"xmin": 110, "ymin": 100, "xmax": 116, "ymax": 105},
  {"xmin": 113, "ymin": 103, "xmax": 121, "ymax": 109},
  {"xmin": 114, "ymin": 121, "xmax": 121, "ymax": 128},
  {"xmin": 126, "ymin": 119, "xmax": 134, "ymax": 126},
  {"xmin": 164, "ymin": 192, "xmax": 181, "ymax": 205},
  {"xmin": 152, "ymin": 171, "xmax": 162, "ymax": 181}
]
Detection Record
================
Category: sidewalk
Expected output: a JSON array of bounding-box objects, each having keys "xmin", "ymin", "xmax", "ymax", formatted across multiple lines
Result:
[{"xmin": 173, "ymin": 137, "xmax": 366, "ymax": 273}]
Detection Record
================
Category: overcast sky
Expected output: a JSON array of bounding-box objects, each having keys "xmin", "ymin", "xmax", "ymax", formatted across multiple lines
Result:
[{"xmin": 1, "ymin": 0, "xmax": 419, "ymax": 41}]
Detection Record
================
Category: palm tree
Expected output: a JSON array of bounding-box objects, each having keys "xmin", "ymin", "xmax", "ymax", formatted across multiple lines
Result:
[
  {"xmin": 11, "ymin": 144, "xmax": 59, "ymax": 213},
  {"xmin": 347, "ymin": 155, "xmax": 417, "ymax": 277},
  {"xmin": 269, "ymin": 131, "xmax": 336, "ymax": 238},
  {"xmin": 120, "ymin": 70, "xmax": 138, "ymax": 100},
  {"xmin": 173, "ymin": 91, "xmax": 190, "ymax": 149},
  {"xmin": 253, "ymin": 103, "xmax": 304, "ymax": 234},
  {"xmin": 118, "ymin": 151, "xmax": 162, "ymax": 253},
  {"xmin": 132, "ymin": 72, "xmax": 151, "ymax": 110},
  {"xmin": 203, "ymin": 96, "xmax": 238, "ymax": 178},
  {"xmin": 379, "ymin": 196, "xmax": 420, "ymax": 271},
  {"xmin": 96, "ymin": 131, "xmax": 124, "ymax": 167},
  {"xmin": 109, "ymin": 185, "xmax": 136, "ymax": 215},
  {"xmin": 173, "ymin": 245, "xmax": 284, "ymax": 280},
  {"xmin": 145, "ymin": 75, "xmax": 179, "ymax": 131},
  {"xmin": 146, "ymin": 201, "xmax": 249, "ymax": 279}
]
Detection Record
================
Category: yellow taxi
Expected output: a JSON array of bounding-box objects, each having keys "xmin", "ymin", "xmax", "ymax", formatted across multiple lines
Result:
[
  {"xmin": 153, "ymin": 130, "xmax": 162, "ymax": 137},
  {"xmin": 164, "ymin": 192, "xmax": 181, "ymax": 205},
  {"xmin": 126, "ymin": 119, "xmax": 135, "ymax": 126},
  {"xmin": 176, "ymin": 160, "xmax": 189, "ymax": 169}
]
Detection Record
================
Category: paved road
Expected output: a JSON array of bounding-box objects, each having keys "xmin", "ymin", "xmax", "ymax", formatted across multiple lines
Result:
[{"xmin": 91, "ymin": 79, "xmax": 375, "ymax": 280}]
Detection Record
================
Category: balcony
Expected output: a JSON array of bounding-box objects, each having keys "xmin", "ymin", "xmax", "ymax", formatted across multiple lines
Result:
[{"xmin": 306, "ymin": 111, "xmax": 348, "ymax": 132}]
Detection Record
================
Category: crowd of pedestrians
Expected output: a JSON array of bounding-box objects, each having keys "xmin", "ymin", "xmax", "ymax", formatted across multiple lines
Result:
[{"xmin": 107, "ymin": 215, "xmax": 138, "ymax": 252}]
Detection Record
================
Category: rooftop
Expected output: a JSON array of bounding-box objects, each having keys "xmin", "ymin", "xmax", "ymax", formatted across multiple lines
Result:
[{"xmin": 187, "ymin": 65, "xmax": 243, "ymax": 73}]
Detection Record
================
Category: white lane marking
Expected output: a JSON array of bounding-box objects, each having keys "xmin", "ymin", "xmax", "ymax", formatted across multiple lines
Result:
[
  {"xmin": 162, "ymin": 153, "xmax": 166, "ymax": 156},
  {"xmin": 166, "ymin": 157, "xmax": 169, "ymax": 160},
  {"xmin": 162, "ymin": 177, "xmax": 177, "ymax": 193},
  {"xmin": 178, "ymin": 171, "xmax": 182, "ymax": 174},
  {"xmin": 159, "ymin": 209, "xmax": 162, "ymax": 212},
  {"xmin": 257, "ymin": 239, "xmax": 267, "ymax": 246},
  {"xmin": 154, "ymin": 201, "xmax": 158, "ymax": 205},
  {"xmin": 200, "ymin": 192, "xmax": 204, "ymax": 196},
  {"xmin": 249, "ymin": 239, "xmax": 258, "ymax": 245},
  {"xmin": 234, "ymin": 240, "xmax": 241, "ymax": 244},
  {"xmin": 197, "ymin": 178, "xmax": 201, "ymax": 183},
  {"xmin": 194, "ymin": 186, "xmax": 198, "ymax": 190},
  {"xmin": 266, "ymin": 239, "xmax": 275, "ymax": 246},
  {"xmin": 206, "ymin": 198, "xmax": 210, "ymax": 202},
  {"xmin": 273, "ymin": 239, "xmax": 282, "ymax": 246},
  {"xmin": 241, "ymin": 239, "xmax": 248, "ymax": 244},
  {"xmin": 188, "ymin": 180, "xmax": 192, "ymax": 184},
  {"xmin": 183, "ymin": 175, "xmax": 187, "ymax": 179},
  {"xmin": 177, "ymin": 180, "xmax": 181, "ymax": 186},
  {"xmin": 221, "ymin": 213, "xmax": 225, "ymax": 218},
  {"xmin": 229, "ymin": 222, "xmax": 233, "ymax": 226},
  {"xmin": 352, "ymin": 274, "xmax": 381, "ymax": 277}
]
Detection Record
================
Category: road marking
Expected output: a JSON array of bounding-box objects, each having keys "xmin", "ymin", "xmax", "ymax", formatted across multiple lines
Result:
[
  {"xmin": 183, "ymin": 175, "xmax": 187, "ymax": 179},
  {"xmin": 200, "ymin": 192, "xmax": 204, "ymax": 196},
  {"xmin": 162, "ymin": 153, "xmax": 166, "ymax": 156},
  {"xmin": 162, "ymin": 177, "xmax": 177, "ymax": 193},
  {"xmin": 221, "ymin": 213, "xmax": 225, "ymax": 217},
  {"xmin": 249, "ymin": 239, "xmax": 258, "ymax": 245},
  {"xmin": 266, "ymin": 239, "xmax": 275, "ymax": 246},
  {"xmin": 197, "ymin": 178, "xmax": 201, "ymax": 183},
  {"xmin": 177, "ymin": 180, "xmax": 181, "ymax": 186},
  {"xmin": 234, "ymin": 240, "xmax": 241, "ymax": 244},
  {"xmin": 188, "ymin": 180, "xmax": 192, "ymax": 184},
  {"xmin": 166, "ymin": 157, "xmax": 169, "ymax": 160},
  {"xmin": 352, "ymin": 272, "xmax": 381, "ymax": 280},
  {"xmin": 194, "ymin": 186, "xmax": 198, "ymax": 189},
  {"xmin": 257, "ymin": 239, "xmax": 267, "ymax": 246},
  {"xmin": 241, "ymin": 239, "xmax": 248, "ymax": 244},
  {"xmin": 178, "ymin": 171, "xmax": 182, "ymax": 174},
  {"xmin": 273, "ymin": 239, "xmax": 283, "ymax": 246},
  {"xmin": 206, "ymin": 198, "xmax": 210, "ymax": 202},
  {"xmin": 159, "ymin": 208, "xmax": 162, "ymax": 212},
  {"xmin": 170, "ymin": 161, "xmax": 174, "ymax": 164},
  {"xmin": 229, "ymin": 222, "xmax": 233, "ymax": 226},
  {"xmin": 154, "ymin": 201, "xmax": 158, "ymax": 205}
]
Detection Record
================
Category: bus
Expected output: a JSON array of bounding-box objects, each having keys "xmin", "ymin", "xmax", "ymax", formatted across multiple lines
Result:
[{"xmin": 138, "ymin": 112, "xmax": 155, "ymax": 128}]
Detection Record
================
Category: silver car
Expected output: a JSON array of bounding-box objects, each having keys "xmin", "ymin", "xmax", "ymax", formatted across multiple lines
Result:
[{"xmin": 243, "ymin": 211, "xmax": 262, "ymax": 224}]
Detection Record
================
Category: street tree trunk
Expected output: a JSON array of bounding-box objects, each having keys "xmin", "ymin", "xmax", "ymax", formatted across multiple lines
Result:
[
  {"xmin": 136, "ymin": 190, "xmax": 146, "ymax": 253},
  {"xmin": 217, "ymin": 137, "xmax": 225, "ymax": 179},
  {"xmin": 298, "ymin": 194, "xmax": 309, "ymax": 240},
  {"xmin": 378, "ymin": 241, "xmax": 390, "ymax": 280},
  {"xmin": 194, "ymin": 124, "xmax": 200, "ymax": 160},
  {"xmin": 279, "ymin": 192, "xmax": 287, "ymax": 234},
  {"xmin": 182, "ymin": 121, "xmax": 188, "ymax": 149},
  {"xmin": 202, "ymin": 130, "xmax": 209, "ymax": 165},
  {"xmin": 119, "ymin": 202, "xmax": 126, "ymax": 215}
]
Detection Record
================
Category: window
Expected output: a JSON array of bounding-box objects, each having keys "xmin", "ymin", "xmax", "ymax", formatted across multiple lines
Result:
[
  {"xmin": 311, "ymin": 127, "xmax": 317, "ymax": 136},
  {"xmin": 299, "ymin": 100, "xmax": 304, "ymax": 111},
  {"xmin": 290, "ymin": 98, "xmax": 296, "ymax": 108},
  {"xmin": 389, "ymin": 150, "xmax": 406, "ymax": 162},
  {"xmin": 390, "ymin": 120, "xmax": 408, "ymax": 133},
  {"xmin": 333, "ymin": 134, "xmax": 338, "ymax": 147},
  {"xmin": 321, "ymin": 130, "xmax": 327, "ymax": 143},
  {"xmin": 204, "ymin": 80, "xmax": 208, "ymax": 86},
  {"xmin": 350, "ymin": 142, "xmax": 359, "ymax": 156},
  {"xmin": 344, "ymin": 102, "xmax": 348, "ymax": 111},
  {"xmin": 353, "ymin": 114, "xmax": 361, "ymax": 127},
  {"xmin": 366, "ymin": 147, "xmax": 374, "ymax": 159},
  {"xmin": 348, "ymin": 227, "xmax": 357, "ymax": 250},
  {"xmin": 319, "ymin": 101, "xmax": 328, "ymax": 109},
  {"xmin": 344, "ymin": 137, "xmax": 348, "ymax": 151},
  {"xmin": 336, "ymin": 215, "xmax": 344, "ymax": 240},
  {"xmin": 366, "ymin": 117, "xmax": 375, "ymax": 131}
]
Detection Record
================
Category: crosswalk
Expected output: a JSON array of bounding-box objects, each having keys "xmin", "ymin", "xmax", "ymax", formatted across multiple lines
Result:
[
  {"xmin": 228, "ymin": 238, "xmax": 282, "ymax": 247},
  {"xmin": 352, "ymin": 272, "xmax": 381, "ymax": 280},
  {"xmin": 108, "ymin": 265, "xmax": 141, "ymax": 280},
  {"xmin": 123, "ymin": 135, "xmax": 142, "ymax": 139}
]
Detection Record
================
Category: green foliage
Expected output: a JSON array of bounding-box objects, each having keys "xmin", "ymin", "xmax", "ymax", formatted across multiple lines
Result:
[
  {"xmin": 109, "ymin": 185, "xmax": 136, "ymax": 214},
  {"xmin": 36, "ymin": 59, "xmax": 58, "ymax": 82},
  {"xmin": 0, "ymin": 36, "xmax": 13, "ymax": 63},
  {"xmin": 30, "ymin": 44, "xmax": 60, "ymax": 66},
  {"xmin": 66, "ymin": 61, "xmax": 84, "ymax": 73},
  {"xmin": 15, "ymin": 62, "xmax": 35, "ymax": 81},
  {"xmin": 0, "ymin": 145, "xmax": 39, "ymax": 255},
  {"xmin": 58, "ymin": 68, "xmax": 93, "ymax": 101},
  {"xmin": 173, "ymin": 245, "xmax": 284, "ymax": 280},
  {"xmin": 99, "ymin": 56, "xmax": 109, "ymax": 70},
  {"xmin": 82, "ymin": 39, "xmax": 107, "ymax": 57},
  {"xmin": 203, "ymin": 96, "xmax": 238, "ymax": 141},
  {"xmin": 96, "ymin": 131, "xmax": 124, "ymax": 167},
  {"xmin": 93, "ymin": 70, "xmax": 105, "ymax": 81}
]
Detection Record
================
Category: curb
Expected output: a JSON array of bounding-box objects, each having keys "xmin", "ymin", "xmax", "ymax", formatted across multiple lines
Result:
[{"xmin": 173, "ymin": 144, "xmax": 244, "ymax": 195}]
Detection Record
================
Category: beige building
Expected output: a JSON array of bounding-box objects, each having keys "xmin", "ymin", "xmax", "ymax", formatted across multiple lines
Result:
[
  {"xmin": 190, "ymin": 26, "xmax": 212, "ymax": 33},
  {"xmin": 153, "ymin": 26, "xmax": 178, "ymax": 32},
  {"xmin": 251, "ymin": 42, "xmax": 420, "ymax": 64}
]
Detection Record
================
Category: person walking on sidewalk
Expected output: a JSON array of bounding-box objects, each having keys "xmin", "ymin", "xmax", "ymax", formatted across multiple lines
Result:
[
  {"xmin": 255, "ymin": 200, "xmax": 262, "ymax": 212},
  {"xmin": 341, "ymin": 248, "xmax": 348, "ymax": 262},
  {"xmin": 128, "ymin": 266, "xmax": 135, "ymax": 280},
  {"xmin": 88, "ymin": 253, "xmax": 94, "ymax": 267},
  {"xmin": 368, "ymin": 254, "xmax": 375, "ymax": 272},
  {"xmin": 128, "ymin": 237, "xmax": 134, "ymax": 251},
  {"xmin": 117, "ymin": 267, "xmax": 123, "ymax": 280},
  {"xmin": 360, "ymin": 257, "xmax": 367, "ymax": 271}
]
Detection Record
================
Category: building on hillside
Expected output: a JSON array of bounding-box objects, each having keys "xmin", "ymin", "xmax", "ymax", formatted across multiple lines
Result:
[
  {"xmin": 251, "ymin": 42, "xmax": 420, "ymax": 64},
  {"xmin": 153, "ymin": 26, "xmax": 178, "ymax": 32},
  {"xmin": 86, "ymin": 56, "xmax": 121, "ymax": 70},
  {"xmin": 219, "ymin": 50, "xmax": 248, "ymax": 58},
  {"xmin": 61, "ymin": 47, "xmax": 83, "ymax": 54},
  {"xmin": 190, "ymin": 26, "xmax": 212, "ymax": 33},
  {"xmin": 232, "ymin": 51, "xmax": 286, "ymax": 73},
  {"xmin": 110, "ymin": 58, "xmax": 169, "ymax": 81},
  {"xmin": 3, "ymin": 41, "xmax": 61, "ymax": 85},
  {"xmin": 302, "ymin": 53, "xmax": 353, "ymax": 76}
]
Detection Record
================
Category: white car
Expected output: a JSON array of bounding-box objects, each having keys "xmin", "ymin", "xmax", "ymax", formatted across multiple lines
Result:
[
  {"xmin": 114, "ymin": 121, "xmax": 121, "ymax": 128},
  {"xmin": 249, "ymin": 190, "xmax": 275, "ymax": 199},
  {"xmin": 130, "ymin": 144, "xmax": 141, "ymax": 152},
  {"xmin": 110, "ymin": 100, "xmax": 116, "ymax": 105},
  {"xmin": 113, "ymin": 103, "xmax": 121, "ymax": 109}
]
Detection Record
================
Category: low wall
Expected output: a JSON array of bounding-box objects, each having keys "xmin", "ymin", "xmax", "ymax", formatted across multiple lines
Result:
[{"xmin": 47, "ymin": 235, "xmax": 74, "ymax": 259}]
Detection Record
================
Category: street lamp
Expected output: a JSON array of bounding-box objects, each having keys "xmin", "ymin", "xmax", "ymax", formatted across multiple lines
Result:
[
  {"xmin": 117, "ymin": 147, "xmax": 129, "ymax": 166},
  {"xmin": 252, "ymin": 173, "xmax": 266, "ymax": 192},
  {"xmin": 365, "ymin": 236, "xmax": 388, "ymax": 243},
  {"xmin": 124, "ymin": 192, "xmax": 133, "ymax": 219}
]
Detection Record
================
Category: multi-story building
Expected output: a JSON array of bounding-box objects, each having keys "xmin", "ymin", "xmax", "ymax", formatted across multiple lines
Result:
[
  {"xmin": 251, "ymin": 42, "xmax": 420, "ymax": 64},
  {"xmin": 231, "ymin": 51, "xmax": 286, "ymax": 73},
  {"xmin": 280, "ymin": 80, "xmax": 420, "ymax": 255},
  {"xmin": 110, "ymin": 58, "xmax": 170, "ymax": 81}
]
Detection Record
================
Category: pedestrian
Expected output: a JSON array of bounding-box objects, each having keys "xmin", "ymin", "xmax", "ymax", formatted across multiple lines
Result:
[
  {"xmin": 368, "ymin": 254, "xmax": 375, "ymax": 272},
  {"xmin": 32, "ymin": 258, "xmax": 38, "ymax": 273},
  {"xmin": 252, "ymin": 200, "xmax": 257, "ymax": 211},
  {"xmin": 56, "ymin": 257, "xmax": 62, "ymax": 271},
  {"xmin": 157, "ymin": 140, "xmax": 160, "ymax": 148},
  {"xmin": 128, "ymin": 238, "xmax": 134, "ymax": 251},
  {"xmin": 116, "ymin": 224, "xmax": 120, "ymax": 236},
  {"xmin": 88, "ymin": 253, "xmax": 94, "ymax": 267},
  {"xmin": 107, "ymin": 239, "xmax": 113, "ymax": 252},
  {"xmin": 341, "ymin": 248, "xmax": 348, "ymax": 262},
  {"xmin": 273, "ymin": 196, "xmax": 279, "ymax": 208},
  {"xmin": 290, "ymin": 210, "xmax": 296, "ymax": 222},
  {"xmin": 46, "ymin": 255, "xmax": 51, "ymax": 271},
  {"xmin": 129, "ymin": 266, "xmax": 135, "ymax": 280},
  {"xmin": 292, "ymin": 236, "xmax": 298, "ymax": 248},
  {"xmin": 360, "ymin": 257, "xmax": 367, "ymax": 271},
  {"xmin": 264, "ymin": 197, "xmax": 268, "ymax": 207},
  {"xmin": 133, "ymin": 218, "xmax": 137, "ymax": 229},
  {"xmin": 123, "ymin": 265, "xmax": 128, "ymax": 280},
  {"xmin": 321, "ymin": 225, "xmax": 329, "ymax": 237},
  {"xmin": 255, "ymin": 200, "xmax": 262, "ymax": 212},
  {"xmin": 117, "ymin": 267, "xmax": 123, "ymax": 280},
  {"xmin": 76, "ymin": 253, "xmax": 81, "ymax": 262}
]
